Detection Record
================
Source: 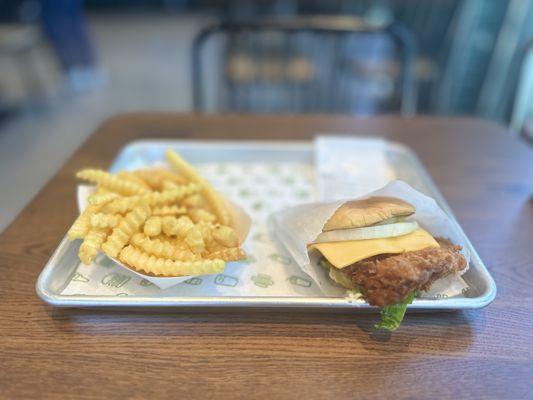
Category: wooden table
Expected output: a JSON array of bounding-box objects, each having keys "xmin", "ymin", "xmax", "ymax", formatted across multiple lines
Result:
[{"xmin": 1, "ymin": 114, "xmax": 532, "ymax": 400}]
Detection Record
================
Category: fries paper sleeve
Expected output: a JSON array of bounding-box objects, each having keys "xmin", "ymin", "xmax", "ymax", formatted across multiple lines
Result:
[{"xmin": 269, "ymin": 180, "xmax": 471, "ymax": 297}]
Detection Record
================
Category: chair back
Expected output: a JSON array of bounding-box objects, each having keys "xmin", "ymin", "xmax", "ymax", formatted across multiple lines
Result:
[{"xmin": 192, "ymin": 17, "xmax": 416, "ymax": 115}]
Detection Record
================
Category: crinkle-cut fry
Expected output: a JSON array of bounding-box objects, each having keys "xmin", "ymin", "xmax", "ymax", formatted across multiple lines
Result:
[
  {"xmin": 161, "ymin": 215, "xmax": 194, "ymax": 237},
  {"xmin": 183, "ymin": 194, "xmax": 205, "ymax": 208},
  {"xmin": 153, "ymin": 168, "xmax": 188, "ymax": 185},
  {"xmin": 134, "ymin": 168, "xmax": 187, "ymax": 190},
  {"xmin": 196, "ymin": 222, "xmax": 216, "ymax": 250},
  {"xmin": 161, "ymin": 180, "xmax": 178, "ymax": 191},
  {"xmin": 212, "ymin": 225, "xmax": 239, "ymax": 248},
  {"xmin": 143, "ymin": 216, "xmax": 162, "ymax": 237},
  {"xmin": 171, "ymin": 238, "xmax": 192, "ymax": 251},
  {"xmin": 195, "ymin": 221, "xmax": 239, "ymax": 253},
  {"xmin": 140, "ymin": 184, "xmax": 200, "ymax": 205},
  {"xmin": 161, "ymin": 216, "xmax": 205, "ymax": 254},
  {"xmin": 94, "ymin": 187, "xmax": 111, "ymax": 194},
  {"xmin": 153, "ymin": 234, "xmax": 179, "ymax": 244},
  {"xmin": 90, "ymin": 213, "xmax": 121, "ymax": 229},
  {"xmin": 150, "ymin": 234, "xmax": 190, "ymax": 251},
  {"xmin": 206, "ymin": 243, "xmax": 227, "ymax": 253},
  {"xmin": 189, "ymin": 208, "xmax": 217, "ymax": 224},
  {"xmin": 68, "ymin": 204, "xmax": 101, "ymax": 239},
  {"xmin": 205, "ymin": 247, "xmax": 246, "ymax": 262},
  {"xmin": 131, "ymin": 233, "xmax": 199, "ymax": 261},
  {"xmin": 117, "ymin": 171, "xmax": 151, "ymax": 190},
  {"xmin": 102, "ymin": 203, "xmax": 151, "ymax": 258},
  {"xmin": 101, "ymin": 196, "xmax": 140, "ymax": 214},
  {"xmin": 119, "ymin": 245, "xmax": 225, "ymax": 277},
  {"xmin": 184, "ymin": 225, "xmax": 205, "ymax": 254},
  {"xmin": 165, "ymin": 149, "xmax": 231, "ymax": 226},
  {"xmin": 79, "ymin": 229, "xmax": 108, "ymax": 265},
  {"xmin": 88, "ymin": 192, "xmax": 119, "ymax": 206},
  {"xmin": 102, "ymin": 184, "xmax": 200, "ymax": 214},
  {"xmin": 76, "ymin": 169, "xmax": 148, "ymax": 196},
  {"xmin": 195, "ymin": 221, "xmax": 238, "ymax": 251},
  {"xmin": 133, "ymin": 169, "xmax": 164, "ymax": 190},
  {"xmin": 152, "ymin": 205, "xmax": 187, "ymax": 217}
]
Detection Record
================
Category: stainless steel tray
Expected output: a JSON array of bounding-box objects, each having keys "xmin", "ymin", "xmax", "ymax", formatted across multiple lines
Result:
[{"xmin": 36, "ymin": 140, "xmax": 496, "ymax": 310}]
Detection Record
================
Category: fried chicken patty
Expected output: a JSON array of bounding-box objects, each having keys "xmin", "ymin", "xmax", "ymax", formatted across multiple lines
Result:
[{"xmin": 340, "ymin": 238, "xmax": 467, "ymax": 307}]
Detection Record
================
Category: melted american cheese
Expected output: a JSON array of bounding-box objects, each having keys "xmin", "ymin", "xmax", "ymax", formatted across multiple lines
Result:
[{"xmin": 308, "ymin": 228, "xmax": 440, "ymax": 269}]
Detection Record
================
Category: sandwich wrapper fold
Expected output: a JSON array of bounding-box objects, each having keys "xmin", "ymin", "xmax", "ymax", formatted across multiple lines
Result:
[
  {"xmin": 269, "ymin": 180, "xmax": 470, "ymax": 298},
  {"xmin": 77, "ymin": 184, "xmax": 251, "ymax": 289}
]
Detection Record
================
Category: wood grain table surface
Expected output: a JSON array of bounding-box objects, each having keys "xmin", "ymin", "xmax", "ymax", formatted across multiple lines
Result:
[{"xmin": 1, "ymin": 113, "xmax": 532, "ymax": 400}]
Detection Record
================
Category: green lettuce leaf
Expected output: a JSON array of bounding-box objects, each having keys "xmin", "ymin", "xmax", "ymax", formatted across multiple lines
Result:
[{"xmin": 374, "ymin": 291, "xmax": 416, "ymax": 331}]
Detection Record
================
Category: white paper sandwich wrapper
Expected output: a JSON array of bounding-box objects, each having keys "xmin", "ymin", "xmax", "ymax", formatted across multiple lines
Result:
[
  {"xmin": 315, "ymin": 136, "xmax": 396, "ymax": 200},
  {"xmin": 270, "ymin": 180, "xmax": 470, "ymax": 298},
  {"xmin": 77, "ymin": 184, "xmax": 251, "ymax": 289}
]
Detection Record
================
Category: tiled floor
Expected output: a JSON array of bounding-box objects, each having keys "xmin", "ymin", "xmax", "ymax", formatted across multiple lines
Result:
[{"xmin": 0, "ymin": 13, "xmax": 209, "ymax": 232}]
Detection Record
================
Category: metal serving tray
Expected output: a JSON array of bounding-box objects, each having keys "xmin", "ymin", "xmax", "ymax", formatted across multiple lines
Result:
[{"xmin": 36, "ymin": 140, "xmax": 496, "ymax": 310}]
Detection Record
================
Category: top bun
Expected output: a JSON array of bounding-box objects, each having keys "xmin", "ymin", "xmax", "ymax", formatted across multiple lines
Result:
[{"xmin": 322, "ymin": 196, "xmax": 415, "ymax": 231}]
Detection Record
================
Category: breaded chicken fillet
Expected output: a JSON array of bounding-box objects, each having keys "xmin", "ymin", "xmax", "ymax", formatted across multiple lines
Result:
[{"xmin": 339, "ymin": 238, "xmax": 467, "ymax": 307}]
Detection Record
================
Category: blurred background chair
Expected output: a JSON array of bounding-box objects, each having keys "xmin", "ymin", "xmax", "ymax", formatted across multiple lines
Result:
[
  {"xmin": 192, "ymin": 17, "xmax": 416, "ymax": 116},
  {"xmin": 0, "ymin": 24, "xmax": 44, "ymax": 118},
  {"xmin": 510, "ymin": 40, "xmax": 533, "ymax": 141}
]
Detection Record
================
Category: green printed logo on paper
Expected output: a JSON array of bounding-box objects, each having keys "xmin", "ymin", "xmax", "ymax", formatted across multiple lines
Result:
[
  {"xmin": 214, "ymin": 274, "xmax": 239, "ymax": 287},
  {"xmin": 287, "ymin": 275, "xmax": 312, "ymax": 288},
  {"xmin": 116, "ymin": 293, "xmax": 129, "ymax": 297},
  {"xmin": 139, "ymin": 279, "xmax": 154, "ymax": 287},
  {"xmin": 296, "ymin": 189, "xmax": 311, "ymax": 200},
  {"xmin": 71, "ymin": 272, "xmax": 89, "ymax": 283},
  {"xmin": 283, "ymin": 176, "xmax": 296, "ymax": 185},
  {"xmin": 185, "ymin": 277, "xmax": 203, "ymax": 285},
  {"xmin": 101, "ymin": 273, "xmax": 131, "ymax": 288},
  {"xmin": 268, "ymin": 253, "xmax": 292, "ymax": 265},
  {"xmin": 239, "ymin": 188, "xmax": 251, "ymax": 198},
  {"xmin": 252, "ymin": 201, "xmax": 263, "ymax": 211},
  {"xmin": 268, "ymin": 165, "xmax": 281, "ymax": 174},
  {"xmin": 252, "ymin": 274, "xmax": 274, "ymax": 288}
]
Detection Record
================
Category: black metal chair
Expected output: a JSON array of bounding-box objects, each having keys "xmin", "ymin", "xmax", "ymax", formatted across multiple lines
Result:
[{"xmin": 192, "ymin": 16, "xmax": 416, "ymax": 116}]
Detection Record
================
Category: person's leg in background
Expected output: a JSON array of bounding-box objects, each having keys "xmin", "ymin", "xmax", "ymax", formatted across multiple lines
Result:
[{"xmin": 40, "ymin": 0, "xmax": 105, "ymax": 91}]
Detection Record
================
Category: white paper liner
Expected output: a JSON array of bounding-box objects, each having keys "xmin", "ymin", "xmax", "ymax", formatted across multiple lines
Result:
[
  {"xmin": 270, "ymin": 180, "xmax": 470, "ymax": 297},
  {"xmin": 62, "ymin": 161, "xmax": 324, "ymax": 297},
  {"xmin": 77, "ymin": 184, "xmax": 251, "ymax": 289}
]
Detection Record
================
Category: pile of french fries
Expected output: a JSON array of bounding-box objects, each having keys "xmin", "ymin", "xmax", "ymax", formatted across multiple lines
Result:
[{"xmin": 67, "ymin": 149, "xmax": 246, "ymax": 277}]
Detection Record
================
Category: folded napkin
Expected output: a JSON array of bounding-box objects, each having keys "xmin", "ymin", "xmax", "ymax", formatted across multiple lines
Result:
[{"xmin": 315, "ymin": 136, "xmax": 396, "ymax": 200}]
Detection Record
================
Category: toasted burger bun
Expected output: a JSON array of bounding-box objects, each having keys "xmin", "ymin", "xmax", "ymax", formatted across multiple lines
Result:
[{"xmin": 322, "ymin": 196, "xmax": 415, "ymax": 232}]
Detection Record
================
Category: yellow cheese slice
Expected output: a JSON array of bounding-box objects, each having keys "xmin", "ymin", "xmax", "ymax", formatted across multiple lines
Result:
[{"xmin": 308, "ymin": 228, "xmax": 440, "ymax": 269}]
